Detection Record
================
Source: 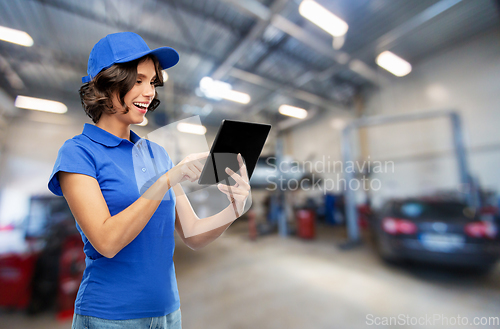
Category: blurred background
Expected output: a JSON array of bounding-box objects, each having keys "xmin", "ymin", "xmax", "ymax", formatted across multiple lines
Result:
[{"xmin": 1, "ymin": 0, "xmax": 500, "ymax": 328}]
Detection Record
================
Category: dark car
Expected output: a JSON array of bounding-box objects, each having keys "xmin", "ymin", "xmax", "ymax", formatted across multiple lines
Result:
[{"xmin": 370, "ymin": 198, "xmax": 500, "ymax": 271}]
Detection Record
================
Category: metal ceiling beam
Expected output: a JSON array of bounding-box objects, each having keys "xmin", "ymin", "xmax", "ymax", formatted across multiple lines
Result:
[
  {"xmin": 160, "ymin": 0, "xmax": 250, "ymax": 37},
  {"xmin": 26, "ymin": 0, "xmax": 347, "ymax": 115},
  {"xmin": 230, "ymin": 68, "xmax": 336, "ymax": 110},
  {"xmin": 271, "ymin": 14, "xmax": 382, "ymax": 86},
  {"xmin": 226, "ymin": 0, "xmax": 462, "ymax": 89},
  {"xmin": 249, "ymin": 31, "xmax": 291, "ymax": 72},
  {"xmin": 314, "ymin": 0, "xmax": 463, "ymax": 83},
  {"xmin": 220, "ymin": 0, "xmax": 380, "ymax": 84},
  {"xmin": 32, "ymin": 0, "xmax": 221, "ymax": 64},
  {"xmin": 212, "ymin": 0, "xmax": 288, "ymax": 80},
  {"xmin": 270, "ymin": 15, "xmax": 349, "ymax": 65},
  {"xmin": 220, "ymin": 0, "xmax": 272, "ymax": 21},
  {"xmin": 160, "ymin": 1, "xmax": 352, "ymax": 112},
  {"xmin": 222, "ymin": 0, "xmax": 346, "ymax": 64},
  {"xmin": 229, "ymin": 68, "xmax": 346, "ymax": 115},
  {"xmin": 229, "ymin": 68, "xmax": 281, "ymax": 90},
  {"xmin": 0, "ymin": 55, "xmax": 25, "ymax": 90},
  {"xmin": 2, "ymin": 39, "xmax": 343, "ymax": 121},
  {"xmin": 168, "ymin": 2, "xmax": 205, "ymax": 56},
  {"xmin": 375, "ymin": 0, "xmax": 462, "ymax": 53},
  {"xmin": 0, "ymin": 46, "xmax": 88, "ymax": 73},
  {"xmin": 224, "ymin": 1, "xmax": 340, "ymax": 74},
  {"xmin": 216, "ymin": 0, "xmax": 355, "ymax": 117},
  {"xmin": 0, "ymin": 87, "xmax": 17, "ymax": 118}
]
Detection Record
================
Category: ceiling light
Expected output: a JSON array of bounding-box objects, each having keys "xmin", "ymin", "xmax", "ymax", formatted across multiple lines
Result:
[
  {"xmin": 15, "ymin": 96, "xmax": 67, "ymax": 114},
  {"xmin": 136, "ymin": 117, "xmax": 148, "ymax": 126},
  {"xmin": 279, "ymin": 105, "xmax": 308, "ymax": 119},
  {"xmin": 0, "ymin": 26, "xmax": 33, "ymax": 47},
  {"xmin": 376, "ymin": 51, "xmax": 412, "ymax": 77},
  {"xmin": 219, "ymin": 90, "xmax": 251, "ymax": 104},
  {"xmin": 199, "ymin": 77, "xmax": 251, "ymax": 104},
  {"xmin": 162, "ymin": 71, "xmax": 168, "ymax": 82},
  {"xmin": 26, "ymin": 111, "xmax": 73, "ymax": 125},
  {"xmin": 177, "ymin": 122, "xmax": 207, "ymax": 135},
  {"xmin": 299, "ymin": 0, "xmax": 348, "ymax": 37}
]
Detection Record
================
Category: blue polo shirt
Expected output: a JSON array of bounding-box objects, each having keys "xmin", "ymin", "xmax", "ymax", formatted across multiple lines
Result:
[{"xmin": 48, "ymin": 123, "xmax": 179, "ymax": 320}]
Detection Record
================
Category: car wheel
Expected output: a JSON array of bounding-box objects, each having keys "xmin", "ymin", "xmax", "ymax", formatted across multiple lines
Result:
[
  {"xmin": 374, "ymin": 235, "xmax": 403, "ymax": 265},
  {"xmin": 469, "ymin": 263, "xmax": 497, "ymax": 275}
]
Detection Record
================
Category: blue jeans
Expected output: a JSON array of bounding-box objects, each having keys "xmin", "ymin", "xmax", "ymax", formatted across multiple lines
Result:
[{"xmin": 71, "ymin": 308, "xmax": 182, "ymax": 329}]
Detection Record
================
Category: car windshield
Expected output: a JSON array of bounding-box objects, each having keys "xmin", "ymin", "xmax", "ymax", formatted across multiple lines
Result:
[{"xmin": 394, "ymin": 201, "xmax": 473, "ymax": 219}]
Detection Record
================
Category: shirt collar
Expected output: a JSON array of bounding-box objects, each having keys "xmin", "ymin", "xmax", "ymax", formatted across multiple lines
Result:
[{"xmin": 82, "ymin": 123, "xmax": 141, "ymax": 147}]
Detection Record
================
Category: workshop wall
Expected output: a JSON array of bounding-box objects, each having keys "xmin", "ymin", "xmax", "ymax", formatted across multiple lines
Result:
[{"xmin": 364, "ymin": 28, "xmax": 500, "ymax": 206}]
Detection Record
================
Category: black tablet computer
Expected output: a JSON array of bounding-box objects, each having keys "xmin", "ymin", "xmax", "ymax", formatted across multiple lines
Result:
[{"xmin": 198, "ymin": 119, "xmax": 271, "ymax": 185}]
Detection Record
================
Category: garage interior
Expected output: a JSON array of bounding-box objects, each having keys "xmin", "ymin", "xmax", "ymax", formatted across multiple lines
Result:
[{"xmin": 0, "ymin": 0, "xmax": 500, "ymax": 328}]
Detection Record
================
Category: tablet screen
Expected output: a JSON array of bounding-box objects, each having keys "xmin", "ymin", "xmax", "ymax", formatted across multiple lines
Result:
[{"xmin": 198, "ymin": 120, "xmax": 271, "ymax": 185}]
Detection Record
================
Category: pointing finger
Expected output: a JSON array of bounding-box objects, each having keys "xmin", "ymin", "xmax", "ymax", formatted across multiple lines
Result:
[
  {"xmin": 237, "ymin": 153, "xmax": 249, "ymax": 182},
  {"xmin": 225, "ymin": 167, "xmax": 250, "ymax": 190},
  {"xmin": 192, "ymin": 151, "xmax": 210, "ymax": 160},
  {"xmin": 188, "ymin": 159, "xmax": 203, "ymax": 173}
]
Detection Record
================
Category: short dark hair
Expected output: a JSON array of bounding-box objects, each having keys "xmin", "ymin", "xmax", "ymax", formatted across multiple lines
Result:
[{"xmin": 79, "ymin": 55, "xmax": 164, "ymax": 124}]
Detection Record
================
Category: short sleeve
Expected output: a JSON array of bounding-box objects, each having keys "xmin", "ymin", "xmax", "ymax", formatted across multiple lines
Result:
[
  {"xmin": 48, "ymin": 139, "xmax": 97, "ymax": 196},
  {"xmin": 162, "ymin": 146, "xmax": 174, "ymax": 171}
]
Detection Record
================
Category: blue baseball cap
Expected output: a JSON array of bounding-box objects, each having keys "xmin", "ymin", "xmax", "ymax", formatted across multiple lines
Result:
[{"xmin": 82, "ymin": 32, "xmax": 179, "ymax": 83}]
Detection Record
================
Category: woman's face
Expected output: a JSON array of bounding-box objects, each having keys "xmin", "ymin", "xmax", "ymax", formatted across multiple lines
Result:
[{"xmin": 111, "ymin": 58, "xmax": 157, "ymax": 125}]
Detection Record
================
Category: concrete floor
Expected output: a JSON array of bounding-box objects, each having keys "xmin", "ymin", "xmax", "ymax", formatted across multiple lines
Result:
[{"xmin": 1, "ymin": 221, "xmax": 499, "ymax": 329}]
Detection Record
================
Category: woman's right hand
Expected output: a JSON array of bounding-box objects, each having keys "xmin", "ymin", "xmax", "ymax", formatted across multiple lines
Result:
[{"xmin": 168, "ymin": 151, "xmax": 210, "ymax": 187}]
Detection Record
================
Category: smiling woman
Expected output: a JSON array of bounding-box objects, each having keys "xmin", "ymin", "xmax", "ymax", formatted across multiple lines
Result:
[
  {"xmin": 47, "ymin": 32, "xmax": 251, "ymax": 329},
  {"xmin": 79, "ymin": 55, "xmax": 163, "ymax": 126}
]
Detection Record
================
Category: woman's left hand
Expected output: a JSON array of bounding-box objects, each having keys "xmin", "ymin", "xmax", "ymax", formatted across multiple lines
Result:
[{"xmin": 217, "ymin": 153, "xmax": 251, "ymax": 217}]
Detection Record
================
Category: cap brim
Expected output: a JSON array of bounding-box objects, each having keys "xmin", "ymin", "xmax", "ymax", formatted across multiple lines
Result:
[
  {"xmin": 116, "ymin": 47, "xmax": 179, "ymax": 70},
  {"xmin": 150, "ymin": 47, "xmax": 180, "ymax": 70}
]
